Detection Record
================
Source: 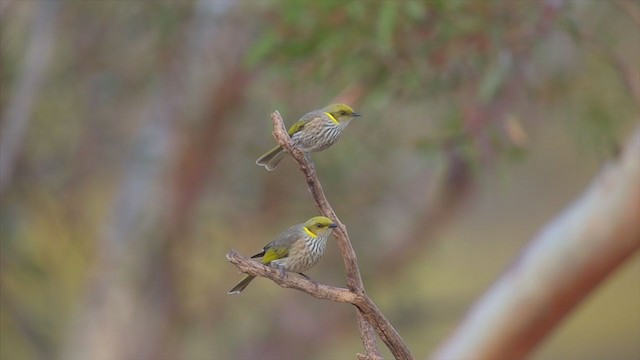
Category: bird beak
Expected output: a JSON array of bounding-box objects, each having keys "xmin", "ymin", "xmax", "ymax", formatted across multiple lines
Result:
[
  {"xmin": 329, "ymin": 223, "xmax": 338, "ymax": 228},
  {"xmin": 351, "ymin": 112, "xmax": 361, "ymax": 117}
]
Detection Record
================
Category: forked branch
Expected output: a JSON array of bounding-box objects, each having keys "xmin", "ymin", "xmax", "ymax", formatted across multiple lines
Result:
[
  {"xmin": 271, "ymin": 110, "xmax": 412, "ymax": 360},
  {"xmin": 226, "ymin": 110, "xmax": 414, "ymax": 360}
]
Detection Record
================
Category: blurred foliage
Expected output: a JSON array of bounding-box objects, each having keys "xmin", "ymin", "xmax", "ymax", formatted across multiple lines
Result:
[
  {"xmin": 247, "ymin": 0, "xmax": 636, "ymax": 166},
  {"xmin": 248, "ymin": 1, "xmax": 542, "ymax": 95},
  {"xmin": 1, "ymin": 0, "xmax": 639, "ymax": 359}
]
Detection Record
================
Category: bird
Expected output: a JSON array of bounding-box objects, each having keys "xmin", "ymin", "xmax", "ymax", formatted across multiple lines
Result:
[
  {"xmin": 256, "ymin": 103, "xmax": 361, "ymax": 171},
  {"xmin": 228, "ymin": 216, "xmax": 338, "ymax": 294}
]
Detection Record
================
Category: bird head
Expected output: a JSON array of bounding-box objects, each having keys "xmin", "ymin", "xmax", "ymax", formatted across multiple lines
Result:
[
  {"xmin": 303, "ymin": 216, "xmax": 338, "ymax": 237},
  {"xmin": 323, "ymin": 104, "xmax": 361, "ymax": 123}
]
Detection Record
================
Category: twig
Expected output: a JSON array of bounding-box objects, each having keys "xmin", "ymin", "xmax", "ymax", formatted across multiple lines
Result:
[
  {"xmin": 269, "ymin": 110, "xmax": 412, "ymax": 360},
  {"xmin": 432, "ymin": 126, "xmax": 640, "ymax": 359}
]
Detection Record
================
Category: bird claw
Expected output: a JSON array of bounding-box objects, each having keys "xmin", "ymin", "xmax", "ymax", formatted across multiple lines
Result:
[
  {"xmin": 271, "ymin": 263, "xmax": 286, "ymax": 279},
  {"xmin": 298, "ymin": 272, "xmax": 310, "ymax": 280},
  {"xmin": 303, "ymin": 154, "xmax": 316, "ymax": 170}
]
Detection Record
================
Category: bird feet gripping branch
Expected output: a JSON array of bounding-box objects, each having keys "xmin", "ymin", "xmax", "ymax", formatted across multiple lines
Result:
[
  {"xmin": 303, "ymin": 153, "xmax": 316, "ymax": 171},
  {"xmin": 271, "ymin": 262, "xmax": 287, "ymax": 279},
  {"xmin": 298, "ymin": 272, "xmax": 310, "ymax": 280}
]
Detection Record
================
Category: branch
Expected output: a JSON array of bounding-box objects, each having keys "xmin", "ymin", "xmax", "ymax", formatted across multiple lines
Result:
[
  {"xmin": 225, "ymin": 249, "xmax": 413, "ymax": 360},
  {"xmin": 226, "ymin": 250, "xmax": 357, "ymax": 303},
  {"xmin": 432, "ymin": 125, "xmax": 640, "ymax": 359},
  {"xmin": 270, "ymin": 111, "xmax": 413, "ymax": 360},
  {"xmin": 270, "ymin": 111, "xmax": 364, "ymax": 291}
]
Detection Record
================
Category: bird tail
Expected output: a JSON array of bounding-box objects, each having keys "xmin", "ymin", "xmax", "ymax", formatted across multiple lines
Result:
[
  {"xmin": 228, "ymin": 275, "xmax": 256, "ymax": 294},
  {"xmin": 256, "ymin": 146, "xmax": 285, "ymax": 171}
]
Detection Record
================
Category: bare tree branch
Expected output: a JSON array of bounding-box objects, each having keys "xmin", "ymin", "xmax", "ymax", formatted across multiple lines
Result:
[
  {"xmin": 269, "ymin": 111, "xmax": 365, "ymax": 292},
  {"xmin": 432, "ymin": 125, "xmax": 640, "ymax": 360},
  {"xmin": 270, "ymin": 110, "xmax": 412, "ymax": 360},
  {"xmin": 226, "ymin": 249, "xmax": 416, "ymax": 360},
  {"xmin": 226, "ymin": 110, "xmax": 415, "ymax": 360},
  {"xmin": 226, "ymin": 250, "xmax": 358, "ymax": 303},
  {"xmin": 356, "ymin": 314, "xmax": 384, "ymax": 360}
]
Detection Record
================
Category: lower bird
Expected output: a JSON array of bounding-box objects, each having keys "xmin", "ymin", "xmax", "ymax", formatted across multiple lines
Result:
[
  {"xmin": 228, "ymin": 216, "xmax": 338, "ymax": 294},
  {"xmin": 256, "ymin": 103, "xmax": 361, "ymax": 171}
]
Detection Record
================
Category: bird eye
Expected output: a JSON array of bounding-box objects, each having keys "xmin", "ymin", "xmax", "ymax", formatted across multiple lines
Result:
[
  {"xmin": 340, "ymin": 111, "xmax": 346, "ymax": 115},
  {"xmin": 317, "ymin": 223, "xmax": 324, "ymax": 227}
]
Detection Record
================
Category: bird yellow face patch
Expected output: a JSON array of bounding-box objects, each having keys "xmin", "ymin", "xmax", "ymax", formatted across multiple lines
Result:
[
  {"xmin": 324, "ymin": 112, "xmax": 340, "ymax": 125},
  {"xmin": 303, "ymin": 226, "xmax": 317, "ymax": 238}
]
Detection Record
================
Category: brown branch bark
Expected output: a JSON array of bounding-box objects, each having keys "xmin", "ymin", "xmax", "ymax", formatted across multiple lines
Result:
[
  {"xmin": 226, "ymin": 111, "xmax": 414, "ymax": 360},
  {"xmin": 432, "ymin": 125, "xmax": 640, "ymax": 360}
]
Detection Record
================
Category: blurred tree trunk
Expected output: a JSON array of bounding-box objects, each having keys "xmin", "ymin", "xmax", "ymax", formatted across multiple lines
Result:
[
  {"xmin": 155, "ymin": 37, "xmax": 253, "ymax": 360},
  {"xmin": 433, "ymin": 126, "xmax": 640, "ymax": 360},
  {"xmin": 63, "ymin": 2, "xmax": 255, "ymax": 359},
  {"xmin": 63, "ymin": 43, "xmax": 183, "ymax": 360},
  {"xmin": 0, "ymin": 0, "xmax": 58, "ymax": 194}
]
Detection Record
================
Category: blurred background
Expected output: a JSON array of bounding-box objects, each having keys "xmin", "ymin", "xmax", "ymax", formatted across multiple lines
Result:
[{"xmin": 1, "ymin": 1, "xmax": 639, "ymax": 359}]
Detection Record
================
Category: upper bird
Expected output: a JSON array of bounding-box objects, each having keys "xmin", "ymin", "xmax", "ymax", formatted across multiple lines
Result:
[
  {"xmin": 256, "ymin": 103, "xmax": 361, "ymax": 171},
  {"xmin": 228, "ymin": 216, "xmax": 338, "ymax": 294}
]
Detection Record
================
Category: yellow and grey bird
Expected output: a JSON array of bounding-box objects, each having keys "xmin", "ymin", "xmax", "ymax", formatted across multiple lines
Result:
[
  {"xmin": 228, "ymin": 216, "xmax": 338, "ymax": 294},
  {"xmin": 256, "ymin": 104, "xmax": 361, "ymax": 171}
]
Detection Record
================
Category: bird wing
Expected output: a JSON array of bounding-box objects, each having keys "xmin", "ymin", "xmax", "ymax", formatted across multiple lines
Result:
[
  {"xmin": 287, "ymin": 111, "xmax": 322, "ymax": 136},
  {"xmin": 259, "ymin": 225, "xmax": 302, "ymax": 265},
  {"xmin": 261, "ymin": 247, "xmax": 288, "ymax": 265}
]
